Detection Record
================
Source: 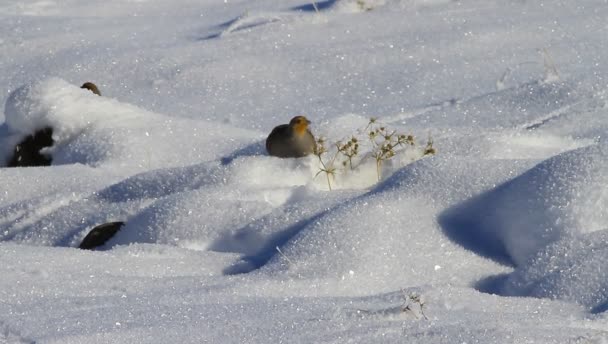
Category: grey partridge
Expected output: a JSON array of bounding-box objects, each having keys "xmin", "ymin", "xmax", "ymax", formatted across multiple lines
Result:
[
  {"xmin": 81, "ymin": 82, "xmax": 101, "ymax": 96},
  {"xmin": 266, "ymin": 116, "xmax": 316, "ymax": 158}
]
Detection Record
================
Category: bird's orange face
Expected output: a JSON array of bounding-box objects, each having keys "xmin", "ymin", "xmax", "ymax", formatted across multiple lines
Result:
[{"xmin": 289, "ymin": 116, "xmax": 311, "ymax": 136}]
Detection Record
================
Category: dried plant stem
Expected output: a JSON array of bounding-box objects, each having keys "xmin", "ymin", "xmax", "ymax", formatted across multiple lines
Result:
[
  {"xmin": 314, "ymin": 139, "xmax": 339, "ymax": 191},
  {"xmin": 315, "ymin": 117, "xmax": 431, "ymax": 190},
  {"xmin": 324, "ymin": 169, "xmax": 332, "ymax": 190},
  {"xmin": 316, "ymin": 154, "xmax": 334, "ymax": 191}
]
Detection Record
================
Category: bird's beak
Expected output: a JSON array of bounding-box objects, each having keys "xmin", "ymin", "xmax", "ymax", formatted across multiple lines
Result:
[{"xmin": 306, "ymin": 119, "xmax": 311, "ymax": 125}]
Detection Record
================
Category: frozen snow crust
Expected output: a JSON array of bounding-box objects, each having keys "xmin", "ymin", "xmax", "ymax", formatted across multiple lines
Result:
[{"xmin": 2, "ymin": 0, "xmax": 608, "ymax": 342}]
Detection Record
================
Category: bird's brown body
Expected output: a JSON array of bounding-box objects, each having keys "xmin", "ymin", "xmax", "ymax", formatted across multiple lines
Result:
[
  {"xmin": 81, "ymin": 82, "xmax": 101, "ymax": 96},
  {"xmin": 266, "ymin": 116, "xmax": 316, "ymax": 158}
]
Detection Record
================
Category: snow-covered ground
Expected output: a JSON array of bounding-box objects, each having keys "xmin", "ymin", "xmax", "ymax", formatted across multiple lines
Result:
[{"xmin": 1, "ymin": 0, "xmax": 608, "ymax": 342}]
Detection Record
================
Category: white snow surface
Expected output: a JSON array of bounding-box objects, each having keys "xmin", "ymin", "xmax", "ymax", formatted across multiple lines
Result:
[{"xmin": 2, "ymin": 0, "xmax": 608, "ymax": 343}]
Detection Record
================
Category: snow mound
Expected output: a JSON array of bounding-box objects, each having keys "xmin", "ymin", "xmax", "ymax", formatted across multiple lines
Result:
[
  {"xmin": 501, "ymin": 230, "xmax": 608, "ymax": 313},
  {"xmin": 105, "ymin": 154, "xmax": 383, "ymax": 250},
  {"xmin": 332, "ymin": 0, "xmax": 386, "ymax": 13},
  {"xmin": 440, "ymin": 142, "xmax": 608, "ymax": 267},
  {"xmin": 256, "ymin": 155, "xmax": 527, "ymax": 293},
  {"xmin": 295, "ymin": 0, "xmax": 452, "ymax": 14},
  {"xmin": 0, "ymin": 78, "xmax": 430, "ymax": 252},
  {"xmin": 2, "ymin": 78, "xmax": 260, "ymax": 170}
]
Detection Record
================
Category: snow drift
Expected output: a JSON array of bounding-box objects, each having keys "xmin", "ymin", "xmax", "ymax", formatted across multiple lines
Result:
[
  {"xmin": 1, "ymin": 77, "xmax": 260, "ymax": 171},
  {"xmin": 3, "ymin": 0, "xmax": 608, "ymax": 342},
  {"xmin": 501, "ymin": 230, "xmax": 608, "ymax": 313},
  {"xmin": 440, "ymin": 141, "xmax": 607, "ymax": 267}
]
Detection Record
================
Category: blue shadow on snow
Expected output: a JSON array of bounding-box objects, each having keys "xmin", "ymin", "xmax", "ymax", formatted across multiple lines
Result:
[
  {"xmin": 437, "ymin": 185, "xmax": 516, "ymax": 267},
  {"xmin": 291, "ymin": 0, "xmax": 338, "ymax": 12}
]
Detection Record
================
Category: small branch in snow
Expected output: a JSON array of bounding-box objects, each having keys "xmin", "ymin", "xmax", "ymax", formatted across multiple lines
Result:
[
  {"xmin": 401, "ymin": 290, "xmax": 428, "ymax": 320},
  {"xmin": 276, "ymin": 246, "xmax": 295, "ymax": 267},
  {"xmin": 541, "ymin": 48, "xmax": 560, "ymax": 83},
  {"xmin": 220, "ymin": 11, "xmax": 285, "ymax": 37}
]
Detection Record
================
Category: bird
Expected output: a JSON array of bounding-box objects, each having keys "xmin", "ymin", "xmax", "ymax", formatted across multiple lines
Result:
[
  {"xmin": 79, "ymin": 221, "xmax": 125, "ymax": 250},
  {"xmin": 266, "ymin": 115, "xmax": 316, "ymax": 158},
  {"xmin": 7, "ymin": 127, "xmax": 54, "ymax": 167},
  {"xmin": 81, "ymin": 82, "xmax": 101, "ymax": 96}
]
